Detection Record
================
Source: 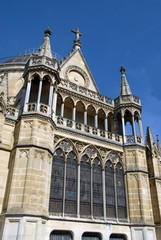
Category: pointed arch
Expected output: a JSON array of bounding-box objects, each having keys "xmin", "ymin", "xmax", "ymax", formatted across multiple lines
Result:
[
  {"xmin": 124, "ymin": 109, "xmax": 133, "ymax": 135},
  {"xmin": 108, "ymin": 112, "xmax": 114, "ymax": 133},
  {"xmin": 49, "ymin": 147, "xmax": 65, "ymax": 214},
  {"xmin": 93, "ymin": 156, "xmax": 103, "ymax": 217},
  {"xmin": 115, "ymin": 162, "xmax": 127, "ymax": 219},
  {"xmin": 64, "ymin": 97, "xmax": 74, "ymax": 120},
  {"xmin": 29, "ymin": 74, "xmax": 40, "ymax": 103},
  {"xmin": 80, "ymin": 153, "xmax": 91, "ymax": 216},
  {"xmin": 105, "ymin": 160, "xmax": 116, "ymax": 218},
  {"xmin": 56, "ymin": 93, "xmax": 63, "ymax": 116},
  {"xmin": 40, "ymin": 75, "xmax": 51, "ymax": 104},
  {"xmin": 76, "ymin": 100, "xmax": 85, "ymax": 124},
  {"xmin": 87, "ymin": 105, "xmax": 96, "ymax": 127},
  {"xmin": 97, "ymin": 108, "xmax": 105, "ymax": 130},
  {"xmin": 65, "ymin": 150, "xmax": 77, "ymax": 215}
]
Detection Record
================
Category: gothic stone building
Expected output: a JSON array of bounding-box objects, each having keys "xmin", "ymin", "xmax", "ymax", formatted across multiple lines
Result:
[{"xmin": 0, "ymin": 29, "xmax": 161, "ymax": 240}]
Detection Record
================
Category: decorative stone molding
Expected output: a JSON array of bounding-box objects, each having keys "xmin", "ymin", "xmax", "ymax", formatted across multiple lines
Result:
[{"xmin": 19, "ymin": 149, "xmax": 29, "ymax": 158}]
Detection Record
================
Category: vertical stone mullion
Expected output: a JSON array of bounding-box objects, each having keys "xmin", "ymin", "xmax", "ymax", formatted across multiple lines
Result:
[
  {"xmin": 62, "ymin": 156, "xmax": 67, "ymax": 217},
  {"xmin": 36, "ymin": 79, "xmax": 43, "ymax": 111},
  {"xmin": 102, "ymin": 168, "xmax": 106, "ymax": 220},
  {"xmin": 77, "ymin": 163, "xmax": 80, "ymax": 217},
  {"xmin": 23, "ymin": 81, "xmax": 31, "ymax": 112}
]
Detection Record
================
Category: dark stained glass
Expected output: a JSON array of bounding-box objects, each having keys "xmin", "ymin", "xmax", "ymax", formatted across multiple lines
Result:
[
  {"xmin": 93, "ymin": 157, "xmax": 103, "ymax": 217},
  {"xmin": 80, "ymin": 154, "xmax": 91, "ymax": 216},
  {"xmin": 82, "ymin": 232, "xmax": 101, "ymax": 240},
  {"xmin": 116, "ymin": 162, "xmax": 127, "ymax": 219},
  {"xmin": 105, "ymin": 160, "xmax": 116, "ymax": 218},
  {"xmin": 65, "ymin": 151, "xmax": 77, "ymax": 215},
  {"xmin": 49, "ymin": 148, "xmax": 64, "ymax": 213},
  {"xmin": 50, "ymin": 231, "xmax": 73, "ymax": 240}
]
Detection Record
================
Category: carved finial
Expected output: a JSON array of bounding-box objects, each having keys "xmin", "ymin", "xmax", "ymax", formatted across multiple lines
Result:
[
  {"xmin": 44, "ymin": 28, "xmax": 52, "ymax": 37},
  {"xmin": 120, "ymin": 66, "xmax": 126, "ymax": 74},
  {"xmin": 71, "ymin": 28, "xmax": 82, "ymax": 50}
]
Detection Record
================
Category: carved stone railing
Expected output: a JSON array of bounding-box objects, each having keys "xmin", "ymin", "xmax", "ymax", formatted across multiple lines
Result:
[
  {"xmin": 28, "ymin": 56, "xmax": 59, "ymax": 70},
  {"xmin": 56, "ymin": 116, "xmax": 122, "ymax": 144},
  {"xmin": 114, "ymin": 95, "xmax": 141, "ymax": 106},
  {"xmin": 126, "ymin": 135, "xmax": 142, "ymax": 144},
  {"xmin": 26, "ymin": 103, "xmax": 50, "ymax": 115},
  {"xmin": 60, "ymin": 79, "xmax": 114, "ymax": 106},
  {"xmin": 6, "ymin": 107, "xmax": 19, "ymax": 120}
]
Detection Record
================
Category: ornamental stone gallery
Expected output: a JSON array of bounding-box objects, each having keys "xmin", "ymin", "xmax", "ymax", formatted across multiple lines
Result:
[{"xmin": 0, "ymin": 28, "xmax": 161, "ymax": 240}]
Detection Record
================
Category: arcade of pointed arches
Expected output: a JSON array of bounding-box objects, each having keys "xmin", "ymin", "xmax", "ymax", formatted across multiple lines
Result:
[
  {"xmin": 23, "ymin": 73, "xmax": 144, "ymax": 143},
  {"xmin": 49, "ymin": 139, "xmax": 127, "ymax": 220}
]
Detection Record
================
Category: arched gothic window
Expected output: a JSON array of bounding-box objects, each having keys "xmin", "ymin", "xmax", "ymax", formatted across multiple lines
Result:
[
  {"xmin": 93, "ymin": 157, "xmax": 103, "ymax": 217},
  {"xmin": 65, "ymin": 151, "xmax": 77, "ymax": 215},
  {"xmin": 116, "ymin": 162, "xmax": 127, "ymax": 219},
  {"xmin": 80, "ymin": 154, "xmax": 91, "ymax": 216},
  {"xmin": 105, "ymin": 160, "xmax": 116, "ymax": 218},
  {"xmin": 40, "ymin": 76, "xmax": 50, "ymax": 104},
  {"xmin": 49, "ymin": 143, "xmax": 127, "ymax": 220},
  {"xmin": 49, "ymin": 148, "xmax": 64, "ymax": 213},
  {"xmin": 49, "ymin": 142, "xmax": 77, "ymax": 216},
  {"xmin": 29, "ymin": 75, "xmax": 40, "ymax": 103}
]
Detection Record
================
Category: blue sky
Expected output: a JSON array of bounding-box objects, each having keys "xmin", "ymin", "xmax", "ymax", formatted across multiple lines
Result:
[{"xmin": 1, "ymin": 0, "xmax": 161, "ymax": 142}]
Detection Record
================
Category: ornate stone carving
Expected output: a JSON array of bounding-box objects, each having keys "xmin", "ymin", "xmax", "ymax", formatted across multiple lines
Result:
[
  {"xmin": 19, "ymin": 149, "xmax": 29, "ymax": 158},
  {"xmin": 34, "ymin": 150, "xmax": 44, "ymax": 160},
  {"xmin": 129, "ymin": 174, "xmax": 139, "ymax": 181}
]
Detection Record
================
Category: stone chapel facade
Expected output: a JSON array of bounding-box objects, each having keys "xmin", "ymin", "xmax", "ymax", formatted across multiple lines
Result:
[{"xmin": 0, "ymin": 29, "xmax": 161, "ymax": 240}]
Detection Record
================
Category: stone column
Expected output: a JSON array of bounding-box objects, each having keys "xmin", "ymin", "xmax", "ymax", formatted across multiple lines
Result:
[
  {"xmin": 105, "ymin": 116, "xmax": 108, "ymax": 131},
  {"xmin": 48, "ymin": 85, "xmax": 54, "ymax": 115},
  {"xmin": 95, "ymin": 113, "xmax": 98, "ymax": 128},
  {"xmin": 84, "ymin": 110, "xmax": 87, "ymax": 125},
  {"xmin": 72, "ymin": 105, "xmax": 76, "ymax": 121},
  {"xmin": 102, "ymin": 169, "xmax": 106, "ymax": 219},
  {"xmin": 61, "ymin": 102, "xmax": 64, "ymax": 117},
  {"xmin": 36, "ymin": 79, "xmax": 43, "ymax": 112},
  {"xmin": 121, "ymin": 114, "xmax": 126, "ymax": 143},
  {"xmin": 132, "ymin": 115, "xmax": 137, "ymax": 143},
  {"xmin": 52, "ymin": 90, "xmax": 58, "ymax": 119},
  {"xmin": 23, "ymin": 81, "xmax": 31, "ymax": 112},
  {"xmin": 77, "ymin": 164, "xmax": 80, "ymax": 217},
  {"xmin": 138, "ymin": 117, "xmax": 144, "ymax": 143}
]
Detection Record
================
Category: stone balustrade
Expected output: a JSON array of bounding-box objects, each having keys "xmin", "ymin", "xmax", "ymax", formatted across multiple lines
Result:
[
  {"xmin": 114, "ymin": 95, "xmax": 141, "ymax": 106},
  {"xmin": 56, "ymin": 116, "xmax": 123, "ymax": 144},
  {"xmin": 60, "ymin": 79, "xmax": 114, "ymax": 106},
  {"xmin": 28, "ymin": 55, "xmax": 58, "ymax": 70}
]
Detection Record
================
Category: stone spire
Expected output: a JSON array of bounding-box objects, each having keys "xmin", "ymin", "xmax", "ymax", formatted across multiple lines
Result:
[
  {"xmin": 71, "ymin": 28, "xmax": 82, "ymax": 50},
  {"xmin": 39, "ymin": 28, "xmax": 52, "ymax": 58},
  {"xmin": 146, "ymin": 126, "xmax": 156, "ymax": 150},
  {"xmin": 120, "ymin": 66, "xmax": 132, "ymax": 96}
]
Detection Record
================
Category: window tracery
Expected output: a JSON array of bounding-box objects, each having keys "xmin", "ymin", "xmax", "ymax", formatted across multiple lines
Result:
[{"xmin": 49, "ymin": 140, "xmax": 127, "ymax": 220}]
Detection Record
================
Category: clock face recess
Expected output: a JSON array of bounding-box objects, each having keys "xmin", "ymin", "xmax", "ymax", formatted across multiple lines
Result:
[{"xmin": 68, "ymin": 70, "xmax": 85, "ymax": 86}]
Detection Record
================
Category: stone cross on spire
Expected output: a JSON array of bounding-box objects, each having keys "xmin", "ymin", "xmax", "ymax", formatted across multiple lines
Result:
[
  {"xmin": 71, "ymin": 28, "xmax": 82, "ymax": 40},
  {"xmin": 71, "ymin": 28, "xmax": 82, "ymax": 50}
]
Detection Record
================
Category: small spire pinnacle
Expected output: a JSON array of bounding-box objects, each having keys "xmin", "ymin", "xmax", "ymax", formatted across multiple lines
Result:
[
  {"xmin": 71, "ymin": 28, "xmax": 82, "ymax": 50},
  {"xmin": 120, "ymin": 66, "xmax": 132, "ymax": 96},
  {"xmin": 39, "ymin": 28, "xmax": 52, "ymax": 58},
  {"xmin": 146, "ymin": 126, "xmax": 156, "ymax": 150}
]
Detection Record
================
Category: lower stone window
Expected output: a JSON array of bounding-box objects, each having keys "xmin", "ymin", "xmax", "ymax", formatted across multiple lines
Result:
[
  {"xmin": 82, "ymin": 232, "xmax": 101, "ymax": 240},
  {"xmin": 50, "ymin": 231, "xmax": 73, "ymax": 240},
  {"xmin": 109, "ymin": 233, "xmax": 126, "ymax": 240}
]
